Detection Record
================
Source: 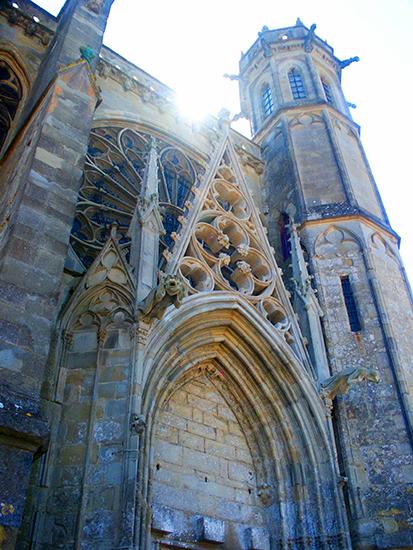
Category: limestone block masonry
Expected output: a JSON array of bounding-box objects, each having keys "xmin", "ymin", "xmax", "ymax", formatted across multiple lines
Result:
[{"xmin": 0, "ymin": 4, "xmax": 411, "ymax": 550}]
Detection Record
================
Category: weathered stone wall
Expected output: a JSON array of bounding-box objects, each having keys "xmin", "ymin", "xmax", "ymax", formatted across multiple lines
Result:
[
  {"xmin": 302, "ymin": 221, "xmax": 413, "ymax": 549},
  {"xmin": 290, "ymin": 115, "xmax": 346, "ymax": 206},
  {"xmin": 333, "ymin": 120, "xmax": 383, "ymax": 219},
  {"xmin": 18, "ymin": 323, "xmax": 133, "ymax": 550},
  {"xmin": 151, "ymin": 374, "xmax": 265, "ymax": 548}
]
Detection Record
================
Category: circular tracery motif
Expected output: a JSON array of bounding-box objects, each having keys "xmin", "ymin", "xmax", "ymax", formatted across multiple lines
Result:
[
  {"xmin": 70, "ymin": 126, "xmax": 201, "ymax": 269},
  {"xmin": 0, "ymin": 59, "xmax": 23, "ymax": 150}
]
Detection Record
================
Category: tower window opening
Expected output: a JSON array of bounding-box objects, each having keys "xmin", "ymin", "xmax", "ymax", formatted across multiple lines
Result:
[
  {"xmin": 288, "ymin": 68, "xmax": 306, "ymax": 99},
  {"xmin": 340, "ymin": 275, "xmax": 361, "ymax": 332},
  {"xmin": 261, "ymin": 84, "xmax": 273, "ymax": 119},
  {"xmin": 279, "ymin": 212, "xmax": 291, "ymax": 261},
  {"xmin": 321, "ymin": 79, "xmax": 334, "ymax": 104}
]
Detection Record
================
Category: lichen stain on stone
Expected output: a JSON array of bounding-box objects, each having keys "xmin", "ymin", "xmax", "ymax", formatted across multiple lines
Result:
[{"xmin": 0, "ymin": 525, "xmax": 7, "ymax": 545}]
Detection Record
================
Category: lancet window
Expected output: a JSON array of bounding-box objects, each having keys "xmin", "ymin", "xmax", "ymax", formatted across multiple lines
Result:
[
  {"xmin": 0, "ymin": 59, "xmax": 23, "ymax": 151},
  {"xmin": 70, "ymin": 126, "xmax": 200, "ymax": 269},
  {"xmin": 288, "ymin": 68, "xmax": 306, "ymax": 99},
  {"xmin": 321, "ymin": 78, "xmax": 334, "ymax": 104},
  {"xmin": 340, "ymin": 275, "xmax": 361, "ymax": 332},
  {"xmin": 261, "ymin": 84, "xmax": 273, "ymax": 119}
]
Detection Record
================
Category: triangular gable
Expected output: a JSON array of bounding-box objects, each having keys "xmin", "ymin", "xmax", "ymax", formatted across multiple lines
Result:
[
  {"xmin": 164, "ymin": 134, "xmax": 311, "ymax": 365},
  {"xmin": 62, "ymin": 227, "xmax": 136, "ymax": 330}
]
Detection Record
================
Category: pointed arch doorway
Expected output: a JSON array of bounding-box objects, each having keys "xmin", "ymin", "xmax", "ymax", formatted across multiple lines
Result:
[{"xmin": 135, "ymin": 293, "xmax": 351, "ymax": 550}]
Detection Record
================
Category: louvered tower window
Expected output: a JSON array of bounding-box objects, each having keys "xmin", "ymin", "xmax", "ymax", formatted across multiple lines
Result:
[
  {"xmin": 0, "ymin": 60, "xmax": 22, "ymax": 151},
  {"xmin": 261, "ymin": 84, "xmax": 273, "ymax": 119},
  {"xmin": 321, "ymin": 79, "xmax": 334, "ymax": 104},
  {"xmin": 288, "ymin": 68, "xmax": 306, "ymax": 99},
  {"xmin": 340, "ymin": 276, "xmax": 361, "ymax": 332}
]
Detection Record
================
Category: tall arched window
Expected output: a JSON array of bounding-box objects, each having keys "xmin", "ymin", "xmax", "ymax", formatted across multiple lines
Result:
[
  {"xmin": 261, "ymin": 84, "xmax": 273, "ymax": 119},
  {"xmin": 321, "ymin": 78, "xmax": 334, "ymax": 105},
  {"xmin": 0, "ymin": 59, "xmax": 23, "ymax": 151},
  {"xmin": 288, "ymin": 68, "xmax": 306, "ymax": 99}
]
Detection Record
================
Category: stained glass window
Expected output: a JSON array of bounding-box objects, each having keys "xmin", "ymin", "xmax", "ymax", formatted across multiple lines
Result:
[{"xmin": 70, "ymin": 127, "xmax": 199, "ymax": 269}]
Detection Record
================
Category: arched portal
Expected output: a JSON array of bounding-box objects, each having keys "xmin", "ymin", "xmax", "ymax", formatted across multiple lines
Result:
[{"xmin": 136, "ymin": 292, "xmax": 350, "ymax": 549}]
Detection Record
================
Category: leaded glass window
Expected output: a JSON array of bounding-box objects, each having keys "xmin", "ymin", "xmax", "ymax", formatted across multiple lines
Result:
[
  {"xmin": 0, "ymin": 60, "xmax": 22, "ymax": 150},
  {"xmin": 321, "ymin": 79, "xmax": 334, "ymax": 105},
  {"xmin": 288, "ymin": 68, "xmax": 306, "ymax": 100},
  {"xmin": 261, "ymin": 84, "xmax": 273, "ymax": 119},
  {"xmin": 70, "ymin": 127, "xmax": 201, "ymax": 269}
]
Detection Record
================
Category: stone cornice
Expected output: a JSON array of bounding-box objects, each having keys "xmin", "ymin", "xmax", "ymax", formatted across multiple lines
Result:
[
  {"xmin": 253, "ymin": 102, "xmax": 359, "ymax": 145},
  {"xmin": 300, "ymin": 211, "xmax": 400, "ymax": 245},
  {"xmin": 240, "ymin": 36, "xmax": 340, "ymax": 79}
]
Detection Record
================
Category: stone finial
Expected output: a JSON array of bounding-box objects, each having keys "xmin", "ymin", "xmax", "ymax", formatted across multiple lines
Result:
[
  {"xmin": 296, "ymin": 17, "xmax": 304, "ymax": 26},
  {"xmin": 110, "ymin": 222, "xmax": 118, "ymax": 239},
  {"xmin": 79, "ymin": 46, "xmax": 96, "ymax": 65}
]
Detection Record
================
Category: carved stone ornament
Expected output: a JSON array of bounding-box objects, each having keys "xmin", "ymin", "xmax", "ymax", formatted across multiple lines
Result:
[
  {"xmin": 85, "ymin": 0, "xmax": 103, "ymax": 14},
  {"xmin": 136, "ymin": 272, "xmax": 187, "ymax": 321},
  {"xmin": 321, "ymin": 366, "xmax": 380, "ymax": 401},
  {"xmin": 131, "ymin": 414, "xmax": 146, "ymax": 434},
  {"xmin": 177, "ymin": 150, "xmax": 294, "ymax": 344},
  {"xmin": 257, "ymin": 483, "xmax": 274, "ymax": 507}
]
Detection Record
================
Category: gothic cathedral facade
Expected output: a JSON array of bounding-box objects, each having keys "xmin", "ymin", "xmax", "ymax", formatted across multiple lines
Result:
[{"xmin": 0, "ymin": 1, "xmax": 412, "ymax": 549}]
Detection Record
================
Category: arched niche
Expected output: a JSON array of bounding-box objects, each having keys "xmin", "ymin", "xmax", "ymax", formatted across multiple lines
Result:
[
  {"xmin": 137, "ymin": 292, "xmax": 350, "ymax": 549},
  {"xmin": 23, "ymin": 240, "xmax": 136, "ymax": 549}
]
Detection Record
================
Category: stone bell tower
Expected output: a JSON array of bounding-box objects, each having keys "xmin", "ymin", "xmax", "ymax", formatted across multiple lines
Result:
[{"xmin": 238, "ymin": 19, "xmax": 413, "ymax": 550}]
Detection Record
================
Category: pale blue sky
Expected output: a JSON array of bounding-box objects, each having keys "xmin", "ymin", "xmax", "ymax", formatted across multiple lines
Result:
[{"xmin": 36, "ymin": 0, "xmax": 413, "ymax": 284}]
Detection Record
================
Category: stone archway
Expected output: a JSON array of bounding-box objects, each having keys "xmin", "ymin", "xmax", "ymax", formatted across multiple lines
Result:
[{"xmin": 136, "ymin": 292, "xmax": 351, "ymax": 550}]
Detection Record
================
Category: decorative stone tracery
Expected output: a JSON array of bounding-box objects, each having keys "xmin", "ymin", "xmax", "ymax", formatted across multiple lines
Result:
[
  {"xmin": 178, "ymin": 151, "xmax": 292, "ymax": 341},
  {"xmin": 70, "ymin": 126, "xmax": 203, "ymax": 269}
]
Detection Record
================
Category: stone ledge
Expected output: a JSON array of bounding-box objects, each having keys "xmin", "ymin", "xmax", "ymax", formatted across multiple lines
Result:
[{"xmin": 0, "ymin": 385, "xmax": 49, "ymax": 455}]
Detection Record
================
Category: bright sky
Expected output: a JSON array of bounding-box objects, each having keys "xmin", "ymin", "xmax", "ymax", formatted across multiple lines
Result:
[{"xmin": 37, "ymin": 0, "xmax": 413, "ymax": 285}]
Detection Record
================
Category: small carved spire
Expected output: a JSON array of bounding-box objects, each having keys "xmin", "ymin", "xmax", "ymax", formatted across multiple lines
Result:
[
  {"xmin": 110, "ymin": 222, "xmax": 118, "ymax": 239},
  {"xmin": 289, "ymin": 220, "xmax": 329, "ymax": 382},
  {"xmin": 141, "ymin": 137, "xmax": 159, "ymax": 201}
]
